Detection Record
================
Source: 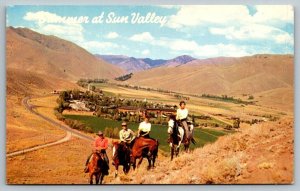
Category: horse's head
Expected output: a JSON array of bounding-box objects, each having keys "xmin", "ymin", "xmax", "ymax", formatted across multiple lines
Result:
[{"xmin": 112, "ymin": 141, "xmax": 119, "ymax": 161}]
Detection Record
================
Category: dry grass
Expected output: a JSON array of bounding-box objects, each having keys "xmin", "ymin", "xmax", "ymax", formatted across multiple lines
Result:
[
  {"xmin": 126, "ymin": 55, "xmax": 293, "ymax": 96},
  {"xmin": 6, "ymin": 137, "xmax": 91, "ymax": 184},
  {"xmin": 123, "ymin": 117, "xmax": 294, "ymax": 184},
  {"xmin": 7, "ymin": 27, "xmax": 124, "ymax": 81},
  {"xmin": 6, "ymin": 95, "xmax": 66, "ymax": 153}
]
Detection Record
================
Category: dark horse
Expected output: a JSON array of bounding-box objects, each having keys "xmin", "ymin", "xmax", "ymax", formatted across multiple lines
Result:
[
  {"xmin": 112, "ymin": 141, "xmax": 131, "ymax": 177},
  {"xmin": 87, "ymin": 152, "xmax": 107, "ymax": 184},
  {"xmin": 168, "ymin": 119, "xmax": 184, "ymax": 160},
  {"xmin": 168, "ymin": 118, "xmax": 196, "ymax": 160},
  {"xmin": 131, "ymin": 137, "xmax": 159, "ymax": 170}
]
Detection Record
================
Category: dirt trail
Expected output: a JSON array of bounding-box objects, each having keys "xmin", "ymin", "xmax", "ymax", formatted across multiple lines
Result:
[{"xmin": 6, "ymin": 96, "xmax": 93, "ymax": 158}]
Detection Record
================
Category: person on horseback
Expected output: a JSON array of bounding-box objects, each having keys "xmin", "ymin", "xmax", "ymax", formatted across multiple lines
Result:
[
  {"xmin": 84, "ymin": 131, "xmax": 109, "ymax": 174},
  {"xmin": 138, "ymin": 115, "xmax": 151, "ymax": 138},
  {"xmin": 167, "ymin": 114, "xmax": 183, "ymax": 143},
  {"xmin": 119, "ymin": 122, "xmax": 136, "ymax": 145},
  {"xmin": 176, "ymin": 101, "xmax": 189, "ymax": 143}
]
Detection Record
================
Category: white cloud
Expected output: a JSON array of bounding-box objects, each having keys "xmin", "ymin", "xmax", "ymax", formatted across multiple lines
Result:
[
  {"xmin": 24, "ymin": 11, "xmax": 89, "ymax": 24},
  {"xmin": 167, "ymin": 5, "xmax": 251, "ymax": 29},
  {"xmin": 274, "ymin": 33, "xmax": 294, "ymax": 45},
  {"xmin": 23, "ymin": 11, "xmax": 85, "ymax": 43},
  {"xmin": 167, "ymin": 5, "xmax": 293, "ymax": 29},
  {"xmin": 156, "ymin": 5, "xmax": 181, "ymax": 9},
  {"xmin": 132, "ymin": 32, "xmax": 249, "ymax": 57},
  {"xmin": 141, "ymin": 49, "xmax": 150, "ymax": 55},
  {"xmin": 194, "ymin": 43, "xmax": 248, "ymax": 57},
  {"xmin": 210, "ymin": 24, "xmax": 293, "ymax": 45},
  {"xmin": 129, "ymin": 32, "xmax": 154, "ymax": 42},
  {"xmin": 80, "ymin": 41, "xmax": 119, "ymax": 54},
  {"xmin": 105, "ymin": 32, "xmax": 119, "ymax": 39},
  {"xmin": 157, "ymin": 39, "xmax": 199, "ymax": 51},
  {"xmin": 253, "ymin": 5, "xmax": 293, "ymax": 24},
  {"xmin": 24, "ymin": 11, "xmax": 63, "ymax": 24}
]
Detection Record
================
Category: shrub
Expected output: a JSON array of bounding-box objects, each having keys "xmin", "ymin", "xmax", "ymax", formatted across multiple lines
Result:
[
  {"xmin": 54, "ymin": 109, "xmax": 65, "ymax": 121},
  {"xmin": 104, "ymin": 127, "xmax": 119, "ymax": 139}
]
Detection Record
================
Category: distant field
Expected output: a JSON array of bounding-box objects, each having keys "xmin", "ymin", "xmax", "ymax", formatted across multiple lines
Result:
[{"xmin": 64, "ymin": 114, "xmax": 229, "ymax": 153}]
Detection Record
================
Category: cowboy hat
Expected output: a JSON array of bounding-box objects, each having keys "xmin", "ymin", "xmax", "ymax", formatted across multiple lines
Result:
[
  {"xmin": 121, "ymin": 122, "xmax": 127, "ymax": 126},
  {"xmin": 97, "ymin": 131, "xmax": 104, "ymax": 136}
]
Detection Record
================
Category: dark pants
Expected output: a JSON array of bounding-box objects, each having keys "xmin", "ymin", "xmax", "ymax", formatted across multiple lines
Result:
[{"xmin": 140, "ymin": 131, "xmax": 150, "ymax": 138}]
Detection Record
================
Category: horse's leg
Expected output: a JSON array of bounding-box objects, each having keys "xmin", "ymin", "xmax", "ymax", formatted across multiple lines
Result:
[
  {"xmin": 132, "ymin": 157, "xmax": 136, "ymax": 170},
  {"xmin": 123, "ymin": 163, "xmax": 129, "ymax": 174},
  {"xmin": 96, "ymin": 173, "xmax": 100, "ymax": 184},
  {"xmin": 137, "ymin": 157, "xmax": 143, "ymax": 169},
  {"xmin": 99, "ymin": 173, "xmax": 104, "ymax": 184},
  {"xmin": 115, "ymin": 165, "xmax": 119, "ymax": 177},
  {"xmin": 152, "ymin": 154, "xmax": 156, "ymax": 168},
  {"xmin": 147, "ymin": 156, "xmax": 151, "ymax": 170},
  {"xmin": 176, "ymin": 146, "xmax": 180, "ymax": 157},
  {"xmin": 184, "ymin": 141, "xmax": 190, "ymax": 152},
  {"xmin": 89, "ymin": 173, "xmax": 93, "ymax": 184},
  {"xmin": 126, "ymin": 163, "xmax": 131, "ymax": 174},
  {"xmin": 170, "ymin": 145, "xmax": 174, "ymax": 161}
]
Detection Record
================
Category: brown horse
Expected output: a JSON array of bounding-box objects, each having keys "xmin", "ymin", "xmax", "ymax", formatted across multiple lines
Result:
[
  {"xmin": 131, "ymin": 137, "xmax": 159, "ymax": 170},
  {"xmin": 87, "ymin": 152, "xmax": 106, "ymax": 184},
  {"xmin": 112, "ymin": 141, "xmax": 131, "ymax": 177}
]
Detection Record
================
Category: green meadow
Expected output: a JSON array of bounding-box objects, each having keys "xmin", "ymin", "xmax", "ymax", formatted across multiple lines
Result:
[{"xmin": 64, "ymin": 114, "xmax": 230, "ymax": 153}]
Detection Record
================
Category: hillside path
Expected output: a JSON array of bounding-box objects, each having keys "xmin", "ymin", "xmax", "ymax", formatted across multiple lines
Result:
[{"xmin": 6, "ymin": 96, "xmax": 94, "ymax": 158}]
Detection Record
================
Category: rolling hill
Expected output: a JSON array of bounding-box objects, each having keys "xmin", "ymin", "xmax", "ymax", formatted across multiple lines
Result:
[
  {"xmin": 6, "ymin": 68, "xmax": 80, "ymax": 97},
  {"xmin": 6, "ymin": 27, "xmax": 124, "ymax": 81},
  {"xmin": 124, "ymin": 54, "xmax": 294, "ymax": 96}
]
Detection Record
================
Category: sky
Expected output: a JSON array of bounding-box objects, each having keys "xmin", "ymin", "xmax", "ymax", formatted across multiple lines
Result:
[{"xmin": 6, "ymin": 5, "xmax": 294, "ymax": 59}]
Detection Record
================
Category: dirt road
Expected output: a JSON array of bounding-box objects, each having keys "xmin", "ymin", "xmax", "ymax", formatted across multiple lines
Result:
[{"xmin": 6, "ymin": 96, "xmax": 93, "ymax": 157}]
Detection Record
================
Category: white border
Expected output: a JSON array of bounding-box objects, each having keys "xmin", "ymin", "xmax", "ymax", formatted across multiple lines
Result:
[{"xmin": 0, "ymin": 1, "xmax": 298, "ymax": 191}]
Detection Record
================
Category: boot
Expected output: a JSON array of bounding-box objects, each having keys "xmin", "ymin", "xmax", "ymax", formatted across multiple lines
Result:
[{"xmin": 84, "ymin": 166, "xmax": 89, "ymax": 173}]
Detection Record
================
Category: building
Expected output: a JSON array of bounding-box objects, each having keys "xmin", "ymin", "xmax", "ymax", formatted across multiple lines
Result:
[{"xmin": 117, "ymin": 106, "xmax": 176, "ymax": 117}]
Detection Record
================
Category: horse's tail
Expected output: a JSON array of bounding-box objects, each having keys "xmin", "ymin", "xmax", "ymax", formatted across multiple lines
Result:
[{"xmin": 153, "ymin": 139, "xmax": 159, "ymax": 158}]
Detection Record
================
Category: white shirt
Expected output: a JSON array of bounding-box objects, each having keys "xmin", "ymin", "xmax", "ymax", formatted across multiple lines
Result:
[
  {"xmin": 138, "ymin": 121, "xmax": 151, "ymax": 132},
  {"xmin": 119, "ymin": 129, "xmax": 135, "ymax": 143},
  {"xmin": 176, "ymin": 108, "xmax": 188, "ymax": 120}
]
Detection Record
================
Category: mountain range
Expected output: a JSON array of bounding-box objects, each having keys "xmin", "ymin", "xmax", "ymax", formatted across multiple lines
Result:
[{"xmin": 96, "ymin": 54, "xmax": 196, "ymax": 72}]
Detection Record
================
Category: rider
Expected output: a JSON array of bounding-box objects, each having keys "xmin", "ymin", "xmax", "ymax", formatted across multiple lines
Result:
[
  {"xmin": 119, "ymin": 122, "xmax": 136, "ymax": 147},
  {"xmin": 138, "ymin": 115, "xmax": 151, "ymax": 138},
  {"xmin": 84, "ymin": 131, "xmax": 109, "ymax": 174},
  {"xmin": 176, "ymin": 101, "xmax": 189, "ymax": 143}
]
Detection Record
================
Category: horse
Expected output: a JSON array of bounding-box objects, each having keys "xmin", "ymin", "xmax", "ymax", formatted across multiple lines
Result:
[
  {"xmin": 168, "ymin": 119, "xmax": 196, "ymax": 160},
  {"xmin": 131, "ymin": 137, "xmax": 159, "ymax": 170},
  {"xmin": 112, "ymin": 141, "xmax": 131, "ymax": 177},
  {"xmin": 87, "ymin": 152, "xmax": 106, "ymax": 184},
  {"xmin": 167, "ymin": 119, "xmax": 184, "ymax": 160}
]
